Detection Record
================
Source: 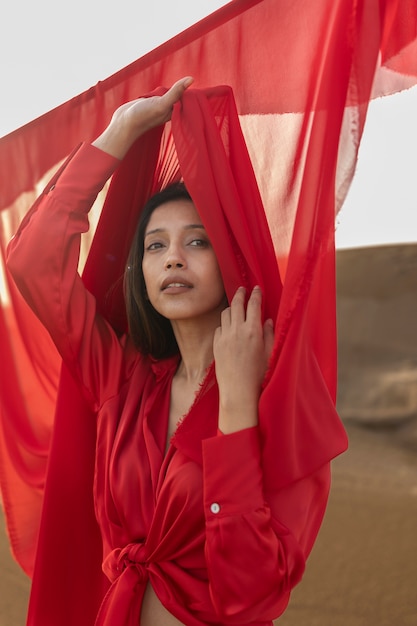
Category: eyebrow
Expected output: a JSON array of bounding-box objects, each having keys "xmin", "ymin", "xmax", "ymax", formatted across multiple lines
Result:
[{"xmin": 144, "ymin": 224, "xmax": 206, "ymax": 237}]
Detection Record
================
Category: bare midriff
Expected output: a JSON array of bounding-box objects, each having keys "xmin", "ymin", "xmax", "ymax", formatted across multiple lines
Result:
[{"xmin": 140, "ymin": 582, "xmax": 186, "ymax": 626}]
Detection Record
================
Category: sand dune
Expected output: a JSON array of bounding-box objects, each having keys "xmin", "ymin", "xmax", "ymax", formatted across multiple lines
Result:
[
  {"xmin": 337, "ymin": 243, "xmax": 417, "ymax": 448},
  {"xmin": 1, "ymin": 243, "xmax": 416, "ymax": 625}
]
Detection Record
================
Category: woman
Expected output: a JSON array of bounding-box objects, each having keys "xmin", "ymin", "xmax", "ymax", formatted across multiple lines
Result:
[{"xmin": 7, "ymin": 77, "xmax": 338, "ymax": 625}]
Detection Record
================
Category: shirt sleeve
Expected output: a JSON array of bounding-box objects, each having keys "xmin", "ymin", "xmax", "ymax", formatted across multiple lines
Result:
[
  {"xmin": 202, "ymin": 426, "xmax": 330, "ymax": 622},
  {"xmin": 6, "ymin": 142, "xmax": 131, "ymax": 410}
]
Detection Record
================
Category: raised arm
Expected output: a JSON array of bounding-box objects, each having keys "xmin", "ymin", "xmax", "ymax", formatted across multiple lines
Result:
[
  {"xmin": 207, "ymin": 286, "xmax": 328, "ymax": 621},
  {"xmin": 7, "ymin": 77, "xmax": 194, "ymax": 408}
]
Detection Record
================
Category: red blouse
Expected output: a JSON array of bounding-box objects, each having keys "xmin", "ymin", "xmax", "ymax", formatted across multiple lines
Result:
[{"xmin": 8, "ymin": 142, "xmax": 332, "ymax": 625}]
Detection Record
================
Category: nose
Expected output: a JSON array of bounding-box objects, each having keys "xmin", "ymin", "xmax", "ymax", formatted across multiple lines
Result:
[
  {"xmin": 165, "ymin": 259, "xmax": 184, "ymax": 269},
  {"xmin": 164, "ymin": 245, "xmax": 186, "ymax": 270}
]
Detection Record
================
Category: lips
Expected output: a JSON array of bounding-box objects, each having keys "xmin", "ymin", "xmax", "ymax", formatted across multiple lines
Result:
[{"xmin": 161, "ymin": 277, "xmax": 193, "ymax": 290}]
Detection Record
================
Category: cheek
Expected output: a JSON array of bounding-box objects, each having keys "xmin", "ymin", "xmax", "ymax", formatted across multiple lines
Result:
[{"xmin": 211, "ymin": 264, "xmax": 226, "ymax": 300}]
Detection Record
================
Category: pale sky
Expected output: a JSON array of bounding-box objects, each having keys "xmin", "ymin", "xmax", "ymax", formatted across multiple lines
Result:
[{"xmin": 1, "ymin": 0, "xmax": 416, "ymax": 249}]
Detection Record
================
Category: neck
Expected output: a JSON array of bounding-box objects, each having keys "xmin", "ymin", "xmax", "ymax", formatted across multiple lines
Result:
[{"xmin": 171, "ymin": 318, "xmax": 217, "ymax": 383}]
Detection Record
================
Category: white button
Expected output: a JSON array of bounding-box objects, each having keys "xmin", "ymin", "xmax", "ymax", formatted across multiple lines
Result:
[{"xmin": 210, "ymin": 502, "xmax": 221, "ymax": 514}]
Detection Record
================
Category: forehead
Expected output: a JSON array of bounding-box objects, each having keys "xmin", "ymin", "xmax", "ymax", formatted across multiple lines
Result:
[{"xmin": 146, "ymin": 199, "xmax": 202, "ymax": 232}]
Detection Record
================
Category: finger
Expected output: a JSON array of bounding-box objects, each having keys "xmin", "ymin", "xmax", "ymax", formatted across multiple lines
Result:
[
  {"xmin": 229, "ymin": 286, "xmax": 246, "ymax": 325},
  {"xmin": 263, "ymin": 318, "xmax": 275, "ymax": 362},
  {"xmin": 245, "ymin": 285, "xmax": 263, "ymax": 325},
  {"xmin": 163, "ymin": 76, "xmax": 194, "ymax": 107}
]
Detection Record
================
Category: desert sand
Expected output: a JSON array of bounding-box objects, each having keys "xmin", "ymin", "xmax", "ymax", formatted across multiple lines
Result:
[{"xmin": 1, "ymin": 243, "xmax": 416, "ymax": 626}]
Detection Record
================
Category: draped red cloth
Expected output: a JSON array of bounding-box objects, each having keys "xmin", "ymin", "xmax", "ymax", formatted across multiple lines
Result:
[{"xmin": 0, "ymin": 0, "xmax": 417, "ymax": 624}]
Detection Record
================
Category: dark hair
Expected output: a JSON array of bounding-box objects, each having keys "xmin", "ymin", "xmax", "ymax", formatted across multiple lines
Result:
[{"xmin": 124, "ymin": 182, "xmax": 193, "ymax": 359}]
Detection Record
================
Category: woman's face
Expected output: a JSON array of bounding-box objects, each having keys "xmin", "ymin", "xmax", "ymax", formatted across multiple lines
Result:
[{"xmin": 142, "ymin": 200, "xmax": 226, "ymax": 325}]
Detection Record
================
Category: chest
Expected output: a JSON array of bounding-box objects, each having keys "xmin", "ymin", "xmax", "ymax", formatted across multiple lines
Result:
[
  {"xmin": 95, "ymin": 363, "xmax": 219, "ymax": 547},
  {"xmin": 167, "ymin": 376, "xmax": 203, "ymax": 448}
]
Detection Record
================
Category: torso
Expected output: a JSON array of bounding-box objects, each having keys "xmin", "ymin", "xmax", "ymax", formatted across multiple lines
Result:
[
  {"xmin": 96, "ymin": 358, "xmax": 218, "ymax": 625},
  {"xmin": 141, "ymin": 583, "xmax": 185, "ymax": 626},
  {"xmin": 140, "ymin": 371, "xmax": 204, "ymax": 625}
]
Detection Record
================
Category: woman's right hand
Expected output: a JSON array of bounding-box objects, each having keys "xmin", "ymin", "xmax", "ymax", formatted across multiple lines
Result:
[
  {"xmin": 213, "ymin": 286, "xmax": 275, "ymax": 434},
  {"xmin": 92, "ymin": 76, "xmax": 194, "ymax": 159}
]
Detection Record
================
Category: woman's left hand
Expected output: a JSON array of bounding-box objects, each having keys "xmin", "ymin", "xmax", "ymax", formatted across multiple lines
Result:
[{"xmin": 213, "ymin": 286, "xmax": 274, "ymax": 434}]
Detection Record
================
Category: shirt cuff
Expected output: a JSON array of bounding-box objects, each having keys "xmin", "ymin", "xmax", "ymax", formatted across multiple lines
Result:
[
  {"xmin": 202, "ymin": 426, "xmax": 265, "ymax": 519},
  {"xmin": 43, "ymin": 143, "xmax": 120, "ymax": 210}
]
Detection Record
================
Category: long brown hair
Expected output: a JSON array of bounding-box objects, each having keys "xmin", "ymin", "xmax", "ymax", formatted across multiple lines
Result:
[{"xmin": 124, "ymin": 183, "xmax": 192, "ymax": 359}]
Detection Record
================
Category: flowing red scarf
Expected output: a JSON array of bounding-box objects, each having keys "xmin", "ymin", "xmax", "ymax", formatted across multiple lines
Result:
[{"xmin": 0, "ymin": 1, "xmax": 417, "ymax": 625}]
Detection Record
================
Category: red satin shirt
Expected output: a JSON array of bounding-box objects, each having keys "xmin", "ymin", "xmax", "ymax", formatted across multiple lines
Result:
[{"xmin": 8, "ymin": 142, "xmax": 331, "ymax": 625}]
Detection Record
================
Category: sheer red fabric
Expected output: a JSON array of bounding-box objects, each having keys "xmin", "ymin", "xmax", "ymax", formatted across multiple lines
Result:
[
  {"xmin": 1, "ymin": 0, "xmax": 417, "ymax": 624},
  {"xmin": 7, "ymin": 135, "xmax": 333, "ymax": 625}
]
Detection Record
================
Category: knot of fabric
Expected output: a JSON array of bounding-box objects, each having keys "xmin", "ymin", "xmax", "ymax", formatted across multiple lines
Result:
[
  {"xmin": 103, "ymin": 542, "xmax": 148, "ymax": 583},
  {"xmin": 96, "ymin": 543, "xmax": 149, "ymax": 626}
]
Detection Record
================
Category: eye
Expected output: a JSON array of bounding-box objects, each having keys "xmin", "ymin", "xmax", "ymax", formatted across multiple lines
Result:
[
  {"xmin": 145, "ymin": 241, "xmax": 164, "ymax": 251},
  {"xmin": 189, "ymin": 238, "xmax": 209, "ymax": 248}
]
